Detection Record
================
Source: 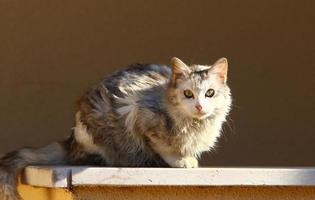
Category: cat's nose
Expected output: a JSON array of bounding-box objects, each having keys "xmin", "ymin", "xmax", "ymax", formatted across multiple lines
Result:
[{"xmin": 195, "ymin": 104, "xmax": 202, "ymax": 112}]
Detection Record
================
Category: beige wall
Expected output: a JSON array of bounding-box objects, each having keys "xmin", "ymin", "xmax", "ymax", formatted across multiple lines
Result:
[{"xmin": 1, "ymin": 0, "xmax": 315, "ymax": 166}]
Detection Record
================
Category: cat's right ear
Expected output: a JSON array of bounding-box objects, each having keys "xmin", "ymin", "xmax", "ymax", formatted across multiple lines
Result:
[{"xmin": 170, "ymin": 57, "xmax": 191, "ymax": 85}]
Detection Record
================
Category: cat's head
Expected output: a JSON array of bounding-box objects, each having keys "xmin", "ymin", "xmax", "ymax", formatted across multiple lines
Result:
[{"xmin": 167, "ymin": 57, "xmax": 231, "ymax": 120}]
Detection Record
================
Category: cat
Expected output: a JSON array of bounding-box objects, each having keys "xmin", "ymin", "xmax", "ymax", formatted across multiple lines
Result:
[{"xmin": 0, "ymin": 57, "xmax": 232, "ymax": 200}]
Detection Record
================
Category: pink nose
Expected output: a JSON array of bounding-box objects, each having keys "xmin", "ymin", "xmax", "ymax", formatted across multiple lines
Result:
[{"xmin": 195, "ymin": 104, "xmax": 202, "ymax": 112}]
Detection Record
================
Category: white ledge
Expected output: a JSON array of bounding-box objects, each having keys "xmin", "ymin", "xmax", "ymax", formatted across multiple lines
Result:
[{"xmin": 22, "ymin": 166, "xmax": 315, "ymax": 188}]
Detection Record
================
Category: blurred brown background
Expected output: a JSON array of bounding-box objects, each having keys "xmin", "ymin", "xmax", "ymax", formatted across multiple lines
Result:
[{"xmin": 0, "ymin": 0, "xmax": 314, "ymax": 166}]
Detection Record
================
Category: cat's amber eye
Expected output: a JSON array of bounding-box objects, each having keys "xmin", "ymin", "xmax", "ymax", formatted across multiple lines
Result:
[
  {"xmin": 205, "ymin": 89, "xmax": 215, "ymax": 98},
  {"xmin": 184, "ymin": 89, "xmax": 194, "ymax": 98}
]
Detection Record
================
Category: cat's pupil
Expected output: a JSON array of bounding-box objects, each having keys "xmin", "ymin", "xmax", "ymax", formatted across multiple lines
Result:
[
  {"xmin": 184, "ymin": 90, "xmax": 194, "ymax": 98},
  {"xmin": 205, "ymin": 89, "xmax": 215, "ymax": 97}
]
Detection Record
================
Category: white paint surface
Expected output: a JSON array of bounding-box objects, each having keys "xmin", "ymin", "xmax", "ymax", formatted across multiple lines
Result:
[{"xmin": 22, "ymin": 166, "xmax": 315, "ymax": 188}]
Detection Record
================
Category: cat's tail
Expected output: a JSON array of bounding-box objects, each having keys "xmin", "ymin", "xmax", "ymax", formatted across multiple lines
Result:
[{"xmin": 0, "ymin": 142, "xmax": 68, "ymax": 200}]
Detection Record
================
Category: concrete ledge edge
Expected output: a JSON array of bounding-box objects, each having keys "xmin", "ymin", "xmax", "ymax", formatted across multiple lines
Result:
[{"xmin": 21, "ymin": 166, "xmax": 315, "ymax": 188}]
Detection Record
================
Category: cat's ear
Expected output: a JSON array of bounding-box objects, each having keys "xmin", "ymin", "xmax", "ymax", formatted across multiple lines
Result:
[
  {"xmin": 170, "ymin": 57, "xmax": 191, "ymax": 84},
  {"xmin": 211, "ymin": 57, "xmax": 228, "ymax": 83}
]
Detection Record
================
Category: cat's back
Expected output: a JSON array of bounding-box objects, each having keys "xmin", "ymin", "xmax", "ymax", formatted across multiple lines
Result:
[{"xmin": 103, "ymin": 63, "xmax": 171, "ymax": 97}]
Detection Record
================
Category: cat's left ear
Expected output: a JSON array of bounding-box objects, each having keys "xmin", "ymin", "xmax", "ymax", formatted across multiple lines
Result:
[
  {"xmin": 211, "ymin": 57, "xmax": 228, "ymax": 83},
  {"xmin": 170, "ymin": 57, "xmax": 191, "ymax": 84}
]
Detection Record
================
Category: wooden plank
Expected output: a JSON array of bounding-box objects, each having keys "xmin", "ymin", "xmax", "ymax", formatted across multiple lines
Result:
[
  {"xmin": 22, "ymin": 166, "xmax": 71, "ymax": 188},
  {"xmin": 18, "ymin": 183, "xmax": 73, "ymax": 200}
]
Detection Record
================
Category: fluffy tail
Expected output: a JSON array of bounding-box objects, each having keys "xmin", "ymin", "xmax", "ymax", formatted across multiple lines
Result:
[{"xmin": 0, "ymin": 142, "xmax": 68, "ymax": 200}]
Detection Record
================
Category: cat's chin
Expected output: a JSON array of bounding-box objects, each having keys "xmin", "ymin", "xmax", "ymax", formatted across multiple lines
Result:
[{"xmin": 191, "ymin": 112, "xmax": 210, "ymax": 120}]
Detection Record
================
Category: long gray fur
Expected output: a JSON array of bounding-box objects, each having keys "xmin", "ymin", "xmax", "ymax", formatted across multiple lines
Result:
[{"xmin": 0, "ymin": 57, "xmax": 232, "ymax": 199}]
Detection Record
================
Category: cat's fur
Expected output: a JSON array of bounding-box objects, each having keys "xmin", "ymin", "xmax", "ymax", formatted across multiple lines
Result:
[{"xmin": 0, "ymin": 57, "xmax": 232, "ymax": 200}]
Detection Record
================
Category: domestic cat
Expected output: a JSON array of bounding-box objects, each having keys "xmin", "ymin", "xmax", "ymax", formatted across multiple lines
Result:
[{"xmin": 0, "ymin": 57, "xmax": 232, "ymax": 200}]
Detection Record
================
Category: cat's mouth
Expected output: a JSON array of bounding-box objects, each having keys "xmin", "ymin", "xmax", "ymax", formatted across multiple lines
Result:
[{"xmin": 193, "ymin": 111, "xmax": 208, "ymax": 118}]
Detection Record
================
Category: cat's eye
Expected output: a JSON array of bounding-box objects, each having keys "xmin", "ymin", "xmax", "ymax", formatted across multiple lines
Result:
[
  {"xmin": 205, "ymin": 89, "xmax": 215, "ymax": 98},
  {"xmin": 184, "ymin": 90, "xmax": 194, "ymax": 98}
]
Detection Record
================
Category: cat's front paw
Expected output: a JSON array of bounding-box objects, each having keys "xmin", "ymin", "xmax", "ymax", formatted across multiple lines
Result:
[{"xmin": 174, "ymin": 157, "xmax": 198, "ymax": 168}]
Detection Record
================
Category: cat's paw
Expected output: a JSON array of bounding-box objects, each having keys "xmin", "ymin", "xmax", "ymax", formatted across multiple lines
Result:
[{"xmin": 174, "ymin": 157, "xmax": 199, "ymax": 168}]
